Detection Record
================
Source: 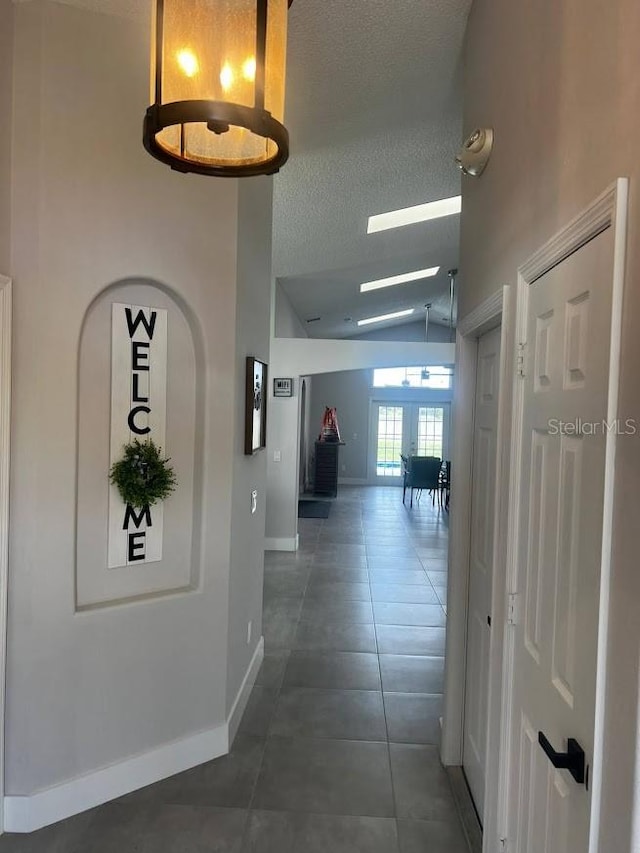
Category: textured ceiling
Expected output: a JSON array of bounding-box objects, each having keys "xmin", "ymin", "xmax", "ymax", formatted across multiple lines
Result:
[
  {"xmin": 46, "ymin": 0, "xmax": 151, "ymax": 20},
  {"xmin": 274, "ymin": 0, "xmax": 471, "ymax": 338}
]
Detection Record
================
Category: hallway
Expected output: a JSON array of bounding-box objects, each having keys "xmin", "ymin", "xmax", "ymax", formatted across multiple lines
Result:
[
  {"xmin": 0, "ymin": 487, "xmax": 468, "ymax": 852},
  {"xmin": 254, "ymin": 485, "xmax": 467, "ymax": 852}
]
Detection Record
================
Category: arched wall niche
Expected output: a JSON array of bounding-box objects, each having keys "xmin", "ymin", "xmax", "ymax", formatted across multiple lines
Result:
[{"xmin": 75, "ymin": 278, "xmax": 205, "ymax": 609}]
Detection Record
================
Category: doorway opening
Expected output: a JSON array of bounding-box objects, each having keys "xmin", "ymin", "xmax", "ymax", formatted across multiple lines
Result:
[
  {"xmin": 299, "ymin": 378, "xmax": 308, "ymax": 493},
  {"xmin": 372, "ymin": 403, "xmax": 451, "ymax": 483}
]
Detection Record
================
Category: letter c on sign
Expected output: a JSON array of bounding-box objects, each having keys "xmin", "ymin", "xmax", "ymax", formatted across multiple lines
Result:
[{"xmin": 128, "ymin": 406, "xmax": 151, "ymax": 435}]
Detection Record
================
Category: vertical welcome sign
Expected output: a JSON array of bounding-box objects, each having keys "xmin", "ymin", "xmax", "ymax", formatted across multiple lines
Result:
[{"xmin": 108, "ymin": 303, "xmax": 168, "ymax": 569}]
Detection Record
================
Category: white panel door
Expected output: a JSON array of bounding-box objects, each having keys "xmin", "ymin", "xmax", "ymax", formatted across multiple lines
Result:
[
  {"xmin": 508, "ymin": 228, "xmax": 613, "ymax": 853},
  {"xmin": 463, "ymin": 324, "xmax": 502, "ymax": 819}
]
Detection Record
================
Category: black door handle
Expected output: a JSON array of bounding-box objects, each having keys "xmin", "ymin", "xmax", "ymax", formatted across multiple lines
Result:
[{"xmin": 538, "ymin": 732, "xmax": 585, "ymax": 784}]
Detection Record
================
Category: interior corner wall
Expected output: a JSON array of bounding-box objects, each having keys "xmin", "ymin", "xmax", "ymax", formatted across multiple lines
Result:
[
  {"xmin": 7, "ymin": 0, "xmax": 240, "ymax": 801},
  {"xmin": 227, "ymin": 177, "xmax": 273, "ymax": 717},
  {"xmin": 273, "ymin": 280, "xmax": 308, "ymax": 338},
  {"xmin": 461, "ymin": 0, "xmax": 640, "ymax": 848},
  {"xmin": 0, "ymin": 0, "xmax": 13, "ymax": 271}
]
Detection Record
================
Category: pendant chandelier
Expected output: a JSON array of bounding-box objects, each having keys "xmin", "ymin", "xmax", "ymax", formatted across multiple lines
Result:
[{"xmin": 143, "ymin": 0, "xmax": 293, "ymax": 177}]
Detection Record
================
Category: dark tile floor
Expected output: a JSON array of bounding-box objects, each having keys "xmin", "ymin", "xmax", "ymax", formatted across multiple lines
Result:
[{"xmin": 0, "ymin": 487, "xmax": 468, "ymax": 852}]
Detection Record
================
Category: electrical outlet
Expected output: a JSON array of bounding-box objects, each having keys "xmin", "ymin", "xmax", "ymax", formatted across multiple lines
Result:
[
  {"xmin": 251, "ymin": 489, "xmax": 257, "ymax": 514},
  {"xmin": 247, "ymin": 621, "xmax": 252, "ymax": 645}
]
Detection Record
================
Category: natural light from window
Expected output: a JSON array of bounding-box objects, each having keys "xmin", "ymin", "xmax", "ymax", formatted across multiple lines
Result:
[{"xmin": 372, "ymin": 366, "xmax": 453, "ymax": 390}]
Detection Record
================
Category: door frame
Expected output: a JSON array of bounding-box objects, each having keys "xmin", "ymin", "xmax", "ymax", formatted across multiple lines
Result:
[
  {"xmin": 0, "ymin": 274, "xmax": 11, "ymax": 835},
  {"xmin": 441, "ymin": 285, "xmax": 513, "ymax": 853},
  {"xmin": 368, "ymin": 400, "xmax": 407, "ymax": 485},
  {"xmin": 497, "ymin": 179, "xmax": 628, "ymax": 853},
  {"xmin": 368, "ymin": 399, "xmax": 452, "ymax": 485}
]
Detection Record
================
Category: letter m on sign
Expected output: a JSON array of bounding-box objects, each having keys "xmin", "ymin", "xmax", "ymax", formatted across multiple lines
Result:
[{"xmin": 122, "ymin": 504, "xmax": 152, "ymax": 531}]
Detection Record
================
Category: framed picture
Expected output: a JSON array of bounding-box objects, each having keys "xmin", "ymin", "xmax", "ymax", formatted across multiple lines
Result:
[
  {"xmin": 245, "ymin": 356, "xmax": 268, "ymax": 455},
  {"xmin": 273, "ymin": 377, "xmax": 293, "ymax": 397}
]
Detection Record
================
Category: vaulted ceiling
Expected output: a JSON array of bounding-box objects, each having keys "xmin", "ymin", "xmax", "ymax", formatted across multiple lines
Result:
[
  {"xmin": 273, "ymin": 0, "xmax": 471, "ymax": 338},
  {"xmin": 59, "ymin": 0, "xmax": 469, "ymax": 338}
]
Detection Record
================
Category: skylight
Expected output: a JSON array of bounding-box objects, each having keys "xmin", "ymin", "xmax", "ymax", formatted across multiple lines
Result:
[
  {"xmin": 357, "ymin": 309, "xmax": 415, "ymax": 327},
  {"xmin": 360, "ymin": 267, "xmax": 440, "ymax": 293},
  {"xmin": 367, "ymin": 195, "xmax": 462, "ymax": 234}
]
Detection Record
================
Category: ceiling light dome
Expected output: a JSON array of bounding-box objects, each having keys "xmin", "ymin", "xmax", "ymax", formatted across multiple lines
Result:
[{"xmin": 144, "ymin": 0, "xmax": 293, "ymax": 177}]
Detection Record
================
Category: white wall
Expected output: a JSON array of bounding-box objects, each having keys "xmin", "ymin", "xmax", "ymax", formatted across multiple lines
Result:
[
  {"xmin": 461, "ymin": 0, "xmax": 640, "ymax": 848},
  {"xmin": 274, "ymin": 281, "xmax": 308, "ymax": 338},
  {"xmin": 6, "ymin": 0, "xmax": 270, "ymax": 813},
  {"xmin": 271, "ymin": 338, "xmax": 454, "ymax": 377},
  {"xmin": 265, "ymin": 339, "xmax": 455, "ymax": 547},
  {"xmin": 0, "ymin": 0, "xmax": 13, "ymax": 272},
  {"xmin": 297, "ymin": 375, "xmax": 313, "ymax": 492},
  {"xmin": 348, "ymin": 319, "xmax": 453, "ymax": 343},
  {"xmin": 311, "ymin": 371, "xmax": 370, "ymax": 482},
  {"xmin": 227, "ymin": 177, "xmax": 273, "ymax": 724},
  {"xmin": 265, "ymin": 389, "xmax": 301, "ymax": 549}
]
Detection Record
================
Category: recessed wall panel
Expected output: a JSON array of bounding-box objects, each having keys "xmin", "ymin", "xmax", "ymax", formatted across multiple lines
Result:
[
  {"xmin": 524, "ymin": 430, "xmax": 550, "ymax": 662},
  {"xmin": 551, "ymin": 435, "xmax": 583, "ymax": 707},
  {"xmin": 76, "ymin": 282, "xmax": 202, "ymax": 609}
]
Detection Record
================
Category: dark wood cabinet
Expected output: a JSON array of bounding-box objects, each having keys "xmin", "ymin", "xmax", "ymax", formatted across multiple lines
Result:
[{"xmin": 313, "ymin": 441, "xmax": 342, "ymax": 497}]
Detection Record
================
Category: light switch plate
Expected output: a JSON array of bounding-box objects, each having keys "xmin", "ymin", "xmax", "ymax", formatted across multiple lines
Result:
[{"xmin": 251, "ymin": 490, "xmax": 257, "ymax": 514}]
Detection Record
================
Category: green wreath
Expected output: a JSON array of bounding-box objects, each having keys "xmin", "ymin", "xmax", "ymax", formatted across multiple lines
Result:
[{"xmin": 109, "ymin": 439, "xmax": 177, "ymax": 508}]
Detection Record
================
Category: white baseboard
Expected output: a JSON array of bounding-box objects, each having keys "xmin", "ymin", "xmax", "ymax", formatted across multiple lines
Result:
[
  {"xmin": 338, "ymin": 477, "xmax": 368, "ymax": 486},
  {"xmin": 227, "ymin": 637, "xmax": 264, "ymax": 745},
  {"xmin": 4, "ymin": 637, "xmax": 265, "ymax": 834},
  {"xmin": 3, "ymin": 727, "xmax": 228, "ymax": 834},
  {"xmin": 264, "ymin": 535, "xmax": 299, "ymax": 552}
]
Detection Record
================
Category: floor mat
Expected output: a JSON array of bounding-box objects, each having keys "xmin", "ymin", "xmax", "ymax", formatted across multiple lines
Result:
[{"xmin": 298, "ymin": 500, "xmax": 332, "ymax": 519}]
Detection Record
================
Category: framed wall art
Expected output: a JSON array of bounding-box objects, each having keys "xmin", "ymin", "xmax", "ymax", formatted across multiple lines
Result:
[
  {"xmin": 273, "ymin": 377, "xmax": 293, "ymax": 397},
  {"xmin": 245, "ymin": 356, "xmax": 268, "ymax": 455}
]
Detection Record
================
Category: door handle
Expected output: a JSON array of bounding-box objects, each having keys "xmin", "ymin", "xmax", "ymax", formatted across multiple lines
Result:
[{"xmin": 538, "ymin": 732, "xmax": 586, "ymax": 784}]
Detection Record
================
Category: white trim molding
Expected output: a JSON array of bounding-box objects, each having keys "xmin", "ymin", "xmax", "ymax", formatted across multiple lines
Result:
[
  {"xmin": 0, "ymin": 275, "xmax": 11, "ymax": 837},
  {"xmin": 227, "ymin": 637, "xmax": 264, "ymax": 744},
  {"xmin": 456, "ymin": 288, "xmax": 505, "ymax": 339},
  {"xmin": 440, "ymin": 285, "xmax": 513, "ymax": 853},
  {"xmin": 265, "ymin": 535, "xmax": 299, "ymax": 552},
  {"xmin": 4, "ymin": 726, "xmax": 229, "ymax": 834},
  {"xmin": 4, "ymin": 635, "xmax": 265, "ymax": 834},
  {"xmin": 496, "ymin": 179, "xmax": 628, "ymax": 853}
]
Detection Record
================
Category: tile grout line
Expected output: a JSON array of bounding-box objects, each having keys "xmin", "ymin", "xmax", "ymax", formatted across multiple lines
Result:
[
  {"xmin": 242, "ymin": 512, "xmax": 322, "ymax": 842},
  {"xmin": 370, "ymin": 503, "xmax": 403, "ymax": 846},
  {"xmin": 257, "ymin": 488, "xmax": 451, "ymax": 850}
]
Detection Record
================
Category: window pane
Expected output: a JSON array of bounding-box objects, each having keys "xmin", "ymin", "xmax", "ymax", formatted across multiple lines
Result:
[
  {"xmin": 373, "ymin": 366, "xmax": 452, "ymax": 390},
  {"xmin": 416, "ymin": 406, "xmax": 444, "ymax": 459},
  {"xmin": 376, "ymin": 406, "xmax": 403, "ymax": 476}
]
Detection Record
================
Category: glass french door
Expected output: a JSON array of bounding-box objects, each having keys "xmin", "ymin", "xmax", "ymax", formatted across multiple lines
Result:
[{"xmin": 371, "ymin": 402, "xmax": 450, "ymax": 483}]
